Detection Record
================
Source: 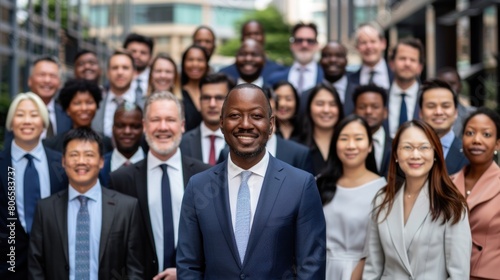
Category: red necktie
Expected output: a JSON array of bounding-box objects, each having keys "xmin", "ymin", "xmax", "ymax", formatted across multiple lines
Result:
[{"xmin": 208, "ymin": 135, "xmax": 216, "ymax": 166}]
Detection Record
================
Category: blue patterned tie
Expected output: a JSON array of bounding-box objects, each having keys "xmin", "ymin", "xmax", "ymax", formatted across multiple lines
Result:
[
  {"xmin": 235, "ymin": 171, "xmax": 252, "ymax": 264},
  {"xmin": 24, "ymin": 154, "xmax": 40, "ymax": 234},
  {"xmin": 160, "ymin": 164, "xmax": 175, "ymax": 269},
  {"xmin": 75, "ymin": 196, "xmax": 90, "ymax": 280},
  {"xmin": 399, "ymin": 92, "xmax": 408, "ymax": 126}
]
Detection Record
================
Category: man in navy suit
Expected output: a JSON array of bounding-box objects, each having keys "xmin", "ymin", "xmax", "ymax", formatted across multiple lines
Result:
[
  {"xmin": 353, "ymin": 84, "xmax": 392, "ymax": 177},
  {"xmin": 0, "ymin": 92, "xmax": 68, "ymax": 280},
  {"xmin": 350, "ymin": 23, "xmax": 394, "ymax": 90},
  {"xmin": 419, "ymin": 79, "xmax": 468, "ymax": 174},
  {"xmin": 29, "ymin": 56, "xmax": 72, "ymax": 138},
  {"xmin": 177, "ymin": 84, "xmax": 326, "ymax": 279},
  {"xmin": 180, "ymin": 73, "xmax": 234, "ymax": 165},
  {"xmin": 267, "ymin": 22, "xmax": 324, "ymax": 94},
  {"xmin": 219, "ymin": 20, "xmax": 286, "ymax": 84},
  {"xmin": 386, "ymin": 38, "xmax": 425, "ymax": 138}
]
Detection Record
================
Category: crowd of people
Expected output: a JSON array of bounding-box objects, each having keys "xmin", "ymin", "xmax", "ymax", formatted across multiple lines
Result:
[{"xmin": 0, "ymin": 18, "xmax": 499, "ymax": 280}]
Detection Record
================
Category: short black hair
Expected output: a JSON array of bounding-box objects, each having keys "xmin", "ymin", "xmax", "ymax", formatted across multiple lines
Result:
[
  {"xmin": 107, "ymin": 50, "xmax": 135, "ymax": 69},
  {"xmin": 352, "ymin": 84, "xmax": 388, "ymax": 107},
  {"xmin": 115, "ymin": 101, "xmax": 143, "ymax": 118},
  {"xmin": 199, "ymin": 73, "xmax": 235, "ymax": 91},
  {"xmin": 73, "ymin": 49, "xmax": 97, "ymax": 64},
  {"xmin": 192, "ymin": 25, "xmax": 215, "ymax": 40},
  {"xmin": 291, "ymin": 22, "xmax": 318, "ymax": 38},
  {"xmin": 123, "ymin": 33, "xmax": 154, "ymax": 54},
  {"xmin": 63, "ymin": 127, "xmax": 104, "ymax": 156},
  {"xmin": 241, "ymin": 20, "xmax": 264, "ymax": 36},
  {"xmin": 462, "ymin": 107, "xmax": 500, "ymax": 140},
  {"xmin": 419, "ymin": 79, "xmax": 458, "ymax": 109},
  {"xmin": 222, "ymin": 83, "xmax": 272, "ymax": 118},
  {"xmin": 436, "ymin": 67, "xmax": 461, "ymax": 80},
  {"xmin": 390, "ymin": 37, "xmax": 425, "ymax": 65},
  {"xmin": 58, "ymin": 79, "xmax": 103, "ymax": 111}
]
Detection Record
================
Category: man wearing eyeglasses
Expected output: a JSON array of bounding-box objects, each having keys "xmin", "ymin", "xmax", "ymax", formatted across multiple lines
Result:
[
  {"xmin": 179, "ymin": 73, "xmax": 235, "ymax": 165},
  {"xmin": 268, "ymin": 22, "xmax": 324, "ymax": 94}
]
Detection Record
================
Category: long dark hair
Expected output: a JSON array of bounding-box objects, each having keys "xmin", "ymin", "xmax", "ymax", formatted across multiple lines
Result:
[
  {"xmin": 180, "ymin": 45, "xmax": 209, "ymax": 86},
  {"xmin": 272, "ymin": 81, "xmax": 301, "ymax": 138},
  {"xmin": 374, "ymin": 120, "xmax": 467, "ymax": 224},
  {"xmin": 299, "ymin": 82, "xmax": 344, "ymax": 148},
  {"xmin": 316, "ymin": 115, "xmax": 373, "ymax": 204}
]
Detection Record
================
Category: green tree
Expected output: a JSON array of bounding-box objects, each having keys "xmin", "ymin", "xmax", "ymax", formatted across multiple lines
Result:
[{"xmin": 218, "ymin": 5, "xmax": 293, "ymax": 65}]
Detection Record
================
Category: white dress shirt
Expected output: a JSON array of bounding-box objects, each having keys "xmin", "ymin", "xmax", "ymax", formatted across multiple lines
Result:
[
  {"xmin": 265, "ymin": 133, "xmax": 277, "ymax": 157},
  {"xmin": 360, "ymin": 59, "xmax": 391, "ymax": 90},
  {"xmin": 288, "ymin": 60, "xmax": 318, "ymax": 93},
  {"xmin": 110, "ymin": 148, "xmax": 145, "ymax": 172},
  {"xmin": 228, "ymin": 150, "xmax": 270, "ymax": 230},
  {"xmin": 372, "ymin": 126, "xmax": 385, "ymax": 171},
  {"xmin": 41, "ymin": 98, "xmax": 57, "ymax": 139},
  {"xmin": 147, "ymin": 149, "xmax": 184, "ymax": 271},
  {"xmin": 67, "ymin": 182, "xmax": 102, "ymax": 280},
  {"xmin": 388, "ymin": 81, "xmax": 420, "ymax": 138},
  {"xmin": 103, "ymin": 88, "xmax": 135, "ymax": 138},
  {"xmin": 130, "ymin": 68, "xmax": 150, "ymax": 96},
  {"xmin": 11, "ymin": 141, "xmax": 51, "ymax": 232},
  {"xmin": 332, "ymin": 75, "xmax": 348, "ymax": 103},
  {"xmin": 237, "ymin": 76, "xmax": 264, "ymax": 87},
  {"xmin": 200, "ymin": 122, "xmax": 226, "ymax": 164}
]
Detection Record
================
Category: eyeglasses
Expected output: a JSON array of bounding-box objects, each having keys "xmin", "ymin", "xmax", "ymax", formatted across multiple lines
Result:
[
  {"xmin": 289, "ymin": 37, "xmax": 317, "ymax": 45},
  {"xmin": 200, "ymin": 95, "xmax": 225, "ymax": 102},
  {"xmin": 398, "ymin": 144, "xmax": 433, "ymax": 153}
]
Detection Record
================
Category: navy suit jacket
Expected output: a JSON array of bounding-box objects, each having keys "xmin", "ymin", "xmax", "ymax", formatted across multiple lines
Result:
[
  {"xmin": 108, "ymin": 154, "xmax": 210, "ymax": 279},
  {"xmin": 99, "ymin": 152, "xmax": 113, "ymax": 187},
  {"xmin": 348, "ymin": 61, "xmax": 394, "ymax": 88},
  {"xmin": 219, "ymin": 58, "xmax": 286, "ymax": 84},
  {"xmin": 177, "ymin": 156, "xmax": 326, "ymax": 279},
  {"xmin": 267, "ymin": 63, "xmax": 324, "ymax": 89},
  {"xmin": 0, "ymin": 144, "xmax": 68, "ymax": 280},
  {"xmin": 446, "ymin": 137, "xmax": 469, "ymax": 175}
]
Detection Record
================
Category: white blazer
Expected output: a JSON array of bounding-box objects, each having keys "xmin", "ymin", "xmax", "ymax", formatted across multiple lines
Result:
[{"xmin": 363, "ymin": 182, "xmax": 471, "ymax": 280}]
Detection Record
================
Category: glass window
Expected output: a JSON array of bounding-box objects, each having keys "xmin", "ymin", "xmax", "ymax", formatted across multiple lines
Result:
[
  {"xmin": 174, "ymin": 4, "xmax": 201, "ymax": 25},
  {"xmin": 89, "ymin": 6, "xmax": 109, "ymax": 27},
  {"xmin": 212, "ymin": 7, "xmax": 249, "ymax": 27},
  {"xmin": 134, "ymin": 4, "xmax": 174, "ymax": 25}
]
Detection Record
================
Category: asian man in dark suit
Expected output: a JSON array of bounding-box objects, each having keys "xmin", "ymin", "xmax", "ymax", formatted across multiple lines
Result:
[
  {"xmin": 419, "ymin": 79, "xmax": 469, "ymax": 174},
  {"xmin": 109, "ymin": 91, "xmax": 210, "ymax": 280},
  {"xmin": 0, "ymin": 92, "xmax": 68, "ymax": 280},
  {"xmin": 177, "ymin": 84, "xmax": 326, "ymax": 279},
  {"xmin": 28, "ymin": 128, "xmax": 143, "ymax": 279}
]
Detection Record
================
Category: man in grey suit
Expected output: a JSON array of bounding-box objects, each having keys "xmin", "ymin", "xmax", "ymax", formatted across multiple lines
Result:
[
  {"xmin": 109, "ymin": 91, "xmax": 210, "ymax": 280},
  {"xmin": 177, "ymin": 84, "xmax": 326, "ymax": 279},
  {"xmin": 28, "ymin": 128, "xmax": 143, "ymax": 279}
]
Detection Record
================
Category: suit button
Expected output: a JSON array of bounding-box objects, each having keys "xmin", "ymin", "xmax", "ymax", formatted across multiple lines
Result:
[{"xmin": 240, "ymin": 273, "xmax": 246, "ymax": 279}]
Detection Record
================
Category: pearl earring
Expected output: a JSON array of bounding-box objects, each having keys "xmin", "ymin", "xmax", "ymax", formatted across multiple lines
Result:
[
  {"xmin": 495, "ymin": 150, "xmax": 498, "ymax": 155},
  {"xmin": 395, "ymin": 159, "xmax": 398, "ymax": 163}
]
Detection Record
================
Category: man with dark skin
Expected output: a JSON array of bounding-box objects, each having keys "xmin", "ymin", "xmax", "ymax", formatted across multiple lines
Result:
[
  {"xmin": 177, "ymin": 84, "xmax": 326, "ymax": 279},
  {"xmin": 74, "ymin": 50, "xmax": 102, "ymax": 84},
  {"xmin": 241, "ymin": 20, "xmax": 265, "ymax": 44},
  {"xmin": 236, "ymin": 39, "xmax": 266, "ymax": 85},
  {"xmin": 192, "ymin": 26, "xmax": 216, "ymax": 59}
]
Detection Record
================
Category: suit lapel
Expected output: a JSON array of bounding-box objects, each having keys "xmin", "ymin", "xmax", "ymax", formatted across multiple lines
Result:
[
  {"xmin": 99, "ymin": 188, "xmax": 116, "ymax": 262},
  {"xmin": 403, "ymin": 183, "xmax": 430, "ymax": 249},
  {"xmin": 0, "ymin": 149, "xmax": 11, "ymax": 198},
  {"xmin": 211, "ymin": 163, "xmax": 242, "ymax": 267},
  {"xmin": 192, "ymin": 128, "xmax": 203, "ymax": 161},
  {"xmin": 386, "ymin": 187, "xmax": 412, "ymax": 274},
  {"xmin": 467, "ymin": 162, "xmax": 500, "ymax": 210},
  {"xmin": 45, "ymin": 147, "xmax": 67, "ymax": 194},
  {"xmin": 181, "ymin": 156, "xmax": 195, "ymax": 188},
  {"xmin": 244, "ymin": 157, "xmax": 285, "ymax": 266},
  {"xmin": 134, "ymin": 160, "xmax": 157, "ymax": 253},
  {"xmin": 55, "ymin": 191, "xmax": 70, "ymax": 264}
]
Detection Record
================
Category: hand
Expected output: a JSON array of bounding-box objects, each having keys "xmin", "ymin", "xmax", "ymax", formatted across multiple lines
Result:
[{"xmin": 153, "ymin": 267, "xmax": 177, "ymax": 280}]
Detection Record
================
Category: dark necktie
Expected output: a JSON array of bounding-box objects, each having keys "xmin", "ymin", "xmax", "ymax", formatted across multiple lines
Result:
[
  {"xmin": 135, "ymin": 78, "xmax": 143, "ymax": 102},
  {"xmin": 46, "ymin": 118, "xmax": 55, "ymax": 138},
  {"xmin": 160, "ymin": 164, "xmax": 175, "ymax": 269},
  {"xmin": 399, "ymin": 93, "xmax": 408, "ymax": 126},
  {"xmin": 113, "ymin": 96, "xmax": 125, "ymax": 106},
  {"xmin": 75, "ymin": 196, "xmax": 90, "ymax": 279},
  {"xmin": 208, "ymin": 135, "xmax": 216, "ymax": 166},
  {"xmin": 24, "ymin": 154, "xmax": 40, "ymax": 234},
  {"xmin": 368, "ymin": 70, "xmax": 376, "ymax": 84}
]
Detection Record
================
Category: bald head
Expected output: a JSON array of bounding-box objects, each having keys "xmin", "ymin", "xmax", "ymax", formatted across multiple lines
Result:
[
  {"xmin": 320, "ymin": 41, "xmax": 348, "ymax": 82},
  {"xmin": 236, "ymin": 39, "xmax": 265, "ymax": 83}
]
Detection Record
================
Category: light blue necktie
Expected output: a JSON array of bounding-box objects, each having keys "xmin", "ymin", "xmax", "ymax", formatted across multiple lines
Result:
[
  {"xmin": 75, "ymin": 196, "xmax": 90, "ymax": 280},
  {"xmin": 235, "ymin": 171, "xmax": 252, "ymax": 264}
]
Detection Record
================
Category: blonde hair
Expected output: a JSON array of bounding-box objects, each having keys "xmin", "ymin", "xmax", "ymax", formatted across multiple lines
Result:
[{"xmin": 5, "ymin": 92, "xmax": 49, "ymax": 131}]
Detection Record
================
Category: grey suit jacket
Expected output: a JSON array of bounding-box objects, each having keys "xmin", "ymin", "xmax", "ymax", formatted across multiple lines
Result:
[
  {"xmin": 28, "ymin": 187, "xmax": 144, "ymax": 280},
  {"xmin": 363, "ymin": 183, "xmax": 471, "ymax": 280}
]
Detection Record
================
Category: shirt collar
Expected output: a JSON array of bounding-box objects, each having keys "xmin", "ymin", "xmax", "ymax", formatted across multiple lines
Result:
[
  {"xmin": 200, "ymin": 122, "xmax": 224, "ymax": 139},
  {"xmin": 227, "ymin": 148, "xmax": 270, "ymax": 180},
  {"xmin": 361, "ymin": 58, "xmax": 387, "ymax": 75},
  {"xmin": 147, "ymin": 148, "xmax": 182, "ymax": 172},
  {"xmin": 265, "ymin": 134, "xmax": 277, "ymax": 157},
  {"xmin": 11, "ymin": 140, "xmax": 44, "ymax": 162},
  {"xmin": 136, "ymin": 68, "xmax": 150, "ymax": 81},
  {"xmin": 68, "ymin": 180, "xmax": 102, "ymax": 202},
  {"xmin": 292, "ymin": 60, "xmax": 316, "ymax": 72},
  {"xmin": 372, "ymin": 126, "xmax": 385, "ymax": 144},
  {"xmin": 112, "ymin": 148, "xmax": 145, "ymax": 166},
  {"xmin": 390, "ymin": 80, "xmax": 419, "ymax": 99},
  {"xmin": 107, "ymin": 87, "xmax": 135, "ymax": 103},
  {"xmin": 333, "ymin": 74, "xmax": 348, "ymax": 90},
  {"xmin": 237, "ymin": 76, "xmax": 264, "ymax": 87},
  {"xmin": 440, "ymin": 129, "xmax": 455, "ymax": 148},
  {"xmin": 46, "ymin": 98, "xmax": 55, "ymax": 112}
]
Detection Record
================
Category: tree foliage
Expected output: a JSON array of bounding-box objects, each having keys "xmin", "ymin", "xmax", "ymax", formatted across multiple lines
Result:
[{"xmin": 218, "ymin": 5, "xmax": 294, "ymax": 65}]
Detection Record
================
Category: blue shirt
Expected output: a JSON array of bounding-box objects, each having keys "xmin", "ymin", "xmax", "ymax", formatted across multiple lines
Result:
[
  {"xmin": 440, "ymin": 130, "xmax": 455, "ymax": 158},
  {"xmin": 68, "ymin": 182, "xmax": 102, "ymax": 280},
  {"xmin": 11, "ymin": 141, "xmax": 51, "ymax": 232}
]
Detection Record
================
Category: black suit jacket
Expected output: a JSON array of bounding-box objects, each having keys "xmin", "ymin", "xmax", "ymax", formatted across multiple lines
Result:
[
  {"xmin": 348, "ymin": 61, "xmax": 394, "ymax": 88},
  {"xmin": 108, "ymin": 153, "xmax": 210, "ymax": 279},
  {"xmin": 28, "ymin": 187, "xmax": 144, "ymax": 279},
  {"xmin": 446, "ymin": 137, "xmax": 469, "ymax": 175},
  {"xmin": 179, "ymin": 126, "xmax": 226, "ymax": 164},
  {"xmin": 366, "ymin": 127, "xmax": 392, "ymax": 178},
  {"xmin": 0, "ymin": 145, "xmax": 67, "ymax": 280}
]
